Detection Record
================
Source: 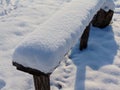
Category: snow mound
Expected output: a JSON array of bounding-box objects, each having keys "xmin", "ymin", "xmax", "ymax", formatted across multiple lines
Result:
[
  {"xmin": 13, "ymin": 0, "xmax": 115, "ymax": 73},
  {"xmin": 102, "ymin": 0, "xmax": 115, "ymax": 12}
]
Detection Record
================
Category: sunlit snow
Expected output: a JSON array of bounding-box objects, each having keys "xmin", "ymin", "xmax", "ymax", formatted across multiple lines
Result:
[{"xmin": 0, "ymin": 0, "xmax": 120, "ymax": 90}]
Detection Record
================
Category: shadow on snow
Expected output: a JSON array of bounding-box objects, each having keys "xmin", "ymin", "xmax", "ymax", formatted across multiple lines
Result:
[{"xmin": 70, "ymin": 25, "xmax": 119, "ymax": 90}]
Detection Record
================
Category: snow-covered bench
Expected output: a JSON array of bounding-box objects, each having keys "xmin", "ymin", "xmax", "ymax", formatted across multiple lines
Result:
[{"xmin": 12, "ymin": 0, "xmax": 115, "ymax": 90}]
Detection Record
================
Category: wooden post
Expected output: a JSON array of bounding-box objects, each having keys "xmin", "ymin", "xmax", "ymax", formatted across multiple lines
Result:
[
  {"xmin": 92, "ymin": 9, "xmax": 114, "ymax": 28},
  {"xmin": 33, "ymin": 75, "xmax": 50, "ymax": 90},
  {"xmin": 13, "ymin": 62, "xmax": 51, "ymax": 90},
  {"xmin": 80, "ymin": 24, "xmax": 90, "ymax": 50}
]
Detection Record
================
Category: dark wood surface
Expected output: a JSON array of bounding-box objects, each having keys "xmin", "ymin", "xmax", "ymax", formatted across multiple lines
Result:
[
  {"xmin": 92, "ymin": 9, "xmax": 114, "ymax": 28},
  {"xmin": 13, "ymin": 62, "xmax": 51, "ymax": 90},
  {"xmin": 13, "ymin": 62, "xmax": 51, "ymax": 76},
  {"xmin": 33, "ymin": 75, "xmax": 50, "ymax": 90},
  {"xmin": 80, "ymin": 24, "xmax": 90, "ymax": 50}
]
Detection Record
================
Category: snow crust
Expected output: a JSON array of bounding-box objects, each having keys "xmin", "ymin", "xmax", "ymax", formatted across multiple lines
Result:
[
  {"xmin": 13, "ymin": 0, "xmax": 107, "ymax": 73},
  {"xmin": 102, "ymin": 0, "xmax": 115, "ymax": 12}
]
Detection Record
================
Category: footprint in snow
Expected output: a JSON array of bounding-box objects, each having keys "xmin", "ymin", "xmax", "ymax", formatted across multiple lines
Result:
[
  {"xmin": 0, "ymin": 79, "xmax": 6, "ymax": 89},
  {"xmin": 116, "ymin": 4, "xmax": 120, "ymax": 8},
  {"xmin": 65, "ymin": 0, "xmax": 72, "ymax": 3},
  {"xmin": 14, "ymin": 31, "xmax": 23, "ymax": 36}
]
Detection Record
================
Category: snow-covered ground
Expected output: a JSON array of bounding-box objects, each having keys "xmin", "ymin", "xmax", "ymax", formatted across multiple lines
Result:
[{"xmin": 0, "ymin": 0, "xmax": 120, "ymax": 90}]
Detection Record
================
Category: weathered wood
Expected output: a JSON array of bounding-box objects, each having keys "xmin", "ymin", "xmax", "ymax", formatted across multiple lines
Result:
[
  {"xmin": 80, "ymin": 24, "xmax": 90, "ymax": 50},
  {"xmin": 92, "ymin": 9, "xmax": 114, "ymax": 28},
  {"xmin": 33, "ymin": 75, "xmax": 50, "ymax": 90},
  {"xmin": 13, "ymin": 62, "xmax": 51, "ymax": 90},
  {"xmin": 13, "ymin": 62, "xmax": 51, "ymax": 76}
]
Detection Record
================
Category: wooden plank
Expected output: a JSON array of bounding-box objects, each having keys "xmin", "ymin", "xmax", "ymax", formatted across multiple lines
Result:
[{"xmin": 13, "ymin": 62, "xmax": 51, "ymax": 76}]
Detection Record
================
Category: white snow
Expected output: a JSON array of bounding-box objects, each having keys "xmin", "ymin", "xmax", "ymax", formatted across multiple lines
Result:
[
  {"xmin": 0, "ymin": 0, "xmax": 120, "ymax": 90},
  {"xmin": 13, "ymin": 0, "xmax": 107, "ymax": 73},
  {"xmin": 102, "ymin": 0, "xmax": 115, "ymax": 12},
  {"xmin": 0, "ymin": 0, "xmax": 20, "ymax": 15}
]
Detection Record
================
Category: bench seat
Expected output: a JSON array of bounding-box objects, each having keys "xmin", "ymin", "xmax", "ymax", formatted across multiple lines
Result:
[{"xmin": 13, "ymin": 0, "xmax": 111, "ymax": 73}]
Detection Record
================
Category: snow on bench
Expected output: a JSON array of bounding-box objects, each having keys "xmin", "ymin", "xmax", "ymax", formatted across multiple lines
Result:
[
  {"xmin": 12, "ymin": 0, "xmax": 115, "ymax": 90},
  {"xmin": 12, "ymin": 0, "xmax": 115, "ymax": 74}
]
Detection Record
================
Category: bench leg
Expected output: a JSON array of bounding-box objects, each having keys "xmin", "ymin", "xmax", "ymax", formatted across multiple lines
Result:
[
  {"xmin": 80, "ymin": 24, "xmax": 90, "ymax": 50},
  {"xmin": 13, "ymin": 62, "xmax": 51, "ymax": 90},
  {"xmin": 33, "ymin": 74, "xmax": 50, "ymax": 90},
  {"xmin": 92, "ymin": 9, "xmax": 114, "ymax": 28}
]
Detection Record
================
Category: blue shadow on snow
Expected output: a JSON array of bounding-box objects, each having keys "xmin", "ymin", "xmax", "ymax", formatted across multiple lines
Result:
[{"xmin": 70, "ymin": 25, "xmax": 119, "ymax": 90}]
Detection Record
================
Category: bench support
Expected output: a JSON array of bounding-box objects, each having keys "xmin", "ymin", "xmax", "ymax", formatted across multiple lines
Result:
[
  {"xmin": 80, "ymin": 9, "xmax": 114, "ymax": 50},
  {"xmin": 92, "ymin": 9, "xmax": 114, "ymax": 28},
  {"xmin": 13, "ymin": 62, "xmax": 51, "ymax": 90},
  {"xmin": 80, "ymin": 24, "xmax": 90, "ymax": 50},
  {"xmin": 33, "ymin": 75, "xmax": 50, "ymax": 90}
]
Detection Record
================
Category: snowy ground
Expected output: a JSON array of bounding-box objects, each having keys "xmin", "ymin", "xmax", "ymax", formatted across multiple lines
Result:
[{"xmin": 0, "ymin": 0, "xmax": 120, "ymax": 90}]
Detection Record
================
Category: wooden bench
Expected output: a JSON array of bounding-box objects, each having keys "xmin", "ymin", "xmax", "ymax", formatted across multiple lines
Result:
[{"xmin": 12, "ymin": 0, "xmax": 115, "ymax": 90}]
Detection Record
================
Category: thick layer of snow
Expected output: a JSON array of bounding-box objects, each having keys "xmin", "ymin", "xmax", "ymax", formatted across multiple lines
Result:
[
  {"xmin": 13, "ymin": 0, "xmax": 106, "ymax": 73},
  {"xmin": 102, "ymin": 0, "xmax": 115, "ymax": 12}
]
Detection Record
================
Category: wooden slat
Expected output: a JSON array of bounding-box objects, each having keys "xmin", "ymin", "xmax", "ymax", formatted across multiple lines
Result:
[{"xmin": 13, "ymin": 62, "xmax": 51, "ymax": 76}]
